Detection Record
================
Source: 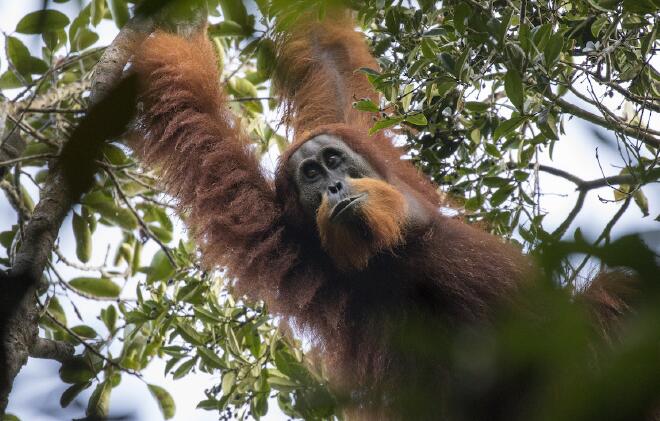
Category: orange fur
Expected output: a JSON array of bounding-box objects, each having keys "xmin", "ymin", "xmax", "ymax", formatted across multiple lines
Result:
[
  {"xmin": 316, "ymin": 178, "xmax": 407, "ymax": 270},
  {"xmin": 275, "ymin": 12, "xmax": 380, "ymax": 140},
  {"xmin": 130, "ymin": 31, "xmax": 296, "ymax": 303}
]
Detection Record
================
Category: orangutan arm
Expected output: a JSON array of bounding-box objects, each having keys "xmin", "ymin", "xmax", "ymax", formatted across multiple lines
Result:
[
  {"xmin": 275, "ymin": 13, "xmax": 380, "ymax": 138},
  {"xmin": 130, "ymin": 31, "xmax": 297, "ymax": 295}
]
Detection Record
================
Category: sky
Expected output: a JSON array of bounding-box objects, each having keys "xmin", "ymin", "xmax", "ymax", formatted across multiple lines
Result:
[{"xmin": 1, "ymin": 1, "xmax": 658, "ymax": 420}]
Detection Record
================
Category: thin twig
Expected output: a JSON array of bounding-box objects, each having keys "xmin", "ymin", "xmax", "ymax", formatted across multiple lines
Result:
[{"xmin": 102, "ymin": 165, "xmax": 177, "ymax": 266}]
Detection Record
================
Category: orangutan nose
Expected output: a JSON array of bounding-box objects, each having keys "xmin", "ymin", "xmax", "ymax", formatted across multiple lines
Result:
[{"xmin": 328, "ymin": 180, "xmax": 344, "ymax": 195}]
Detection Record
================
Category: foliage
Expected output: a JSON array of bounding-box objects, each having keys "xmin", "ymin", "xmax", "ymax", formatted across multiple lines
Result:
[{"xmin": 0, "ymin": 0, "xmax": 658, "ymax": 420}]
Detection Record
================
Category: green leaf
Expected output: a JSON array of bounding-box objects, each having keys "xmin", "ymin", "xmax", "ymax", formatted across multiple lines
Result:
[
  {"xmin": 83, "ymin": 190, "xmax": 137, "ymax": 231},
  {"xmin": 198, "ymin": 346, "xmax": 227, "ymax": 369},
  {"xmin": 251, "ymin": 388, "xmax": 268, "ymax": 417},
  {"xmin": 221, "ymin": 371, "xmax": 236, "ymax": 396},
  {"xmin": 219, "ymin": 0, "xmax": 250, "ymax": 30},
  {"xmin": 71, "ymin": 325, "xmax": 98, "ymax": 338},
  {"xmin": 146, "ymin": 249, "xmax": 175, "ymax": 283},
  {"xmin": 91, "ymin": 0, "xmax": 106, "ymax": 26},
  {"xmin": 633, "ymin": 189, "xmax": 650, "ymax": 216},
  {"xmin": 72, "ymin": 212, "xmax": 92, "ymax": 263},
  {"xmin": 148, "ymin": 384, "xmax": 176, "ymax": 420},
  {"xmin": 172, "ymin": 358, "xmax": 196, "ymax": 379},
  {"xmin": 405, "ymin": 113, "xmax": 428, "ymax": 126},
  {"xmin": 60, "ymin": 382, "xmax": 91, "ymax": 408},
  {"xmin": 69, "ymin": 5, "xmax": 91, "ymax": 42},
  {"xmin": 42, "ymin": 29, "xmax": 67, "ymax": 51},
  {"xmin": 59, "ymin": 357, "xmax": 95, "ymax": 384},
  {"xmin": 69, "ymin": 277, "xmax": 121, "ymax": 298},
  {"xmin": 48, "ymin": 297, "xmax": 67, "ymax": 326},
  {"xmin": 537, "ymin": 111, "xmax": 559, "ymax": 140},
  {"xmin": 623, "ymin": 0, "xmax": 659, "ymax": 13},
  {"xmin": 6, "ymin": 36, "xmax": 48, "ymax": 78},
  {"xmin": 353, "ymin": 99, "xmax": 380, "ymax": 112},
  {"xmin": 544, "ymin": 32, "xmax": 564, "ymax": 69},
  {"xmin": 483, "ymin": 177, "xmax": 510, "ymax": 188},
  {"xmin": 369, "ymin": 116, "xmax": 404, "ymax": 134},
  {"xmin": 504, "ymin": 69, "xmax": 524, "ymax": 112},
  {"xmin": 465, "ymin": 101, "xmax": 490, "ymax": 113},
  {"xmin": 420, "ymin": 38, "xmax": 437, "ymax": 59},
  {"xmin": 591, "ymin": 16, "xmax": 609, "ymax": 38},
  {"xmin": 176, "ymin": 320, "xmax": 205, "ymax": 346},
  {"xmin": 73, "ymin": 28, "xmax": 99, "ymax": 52},
  {"xmin": 231, "ymin": 77, "xmax": 258, "ymax": 98},
  {"xmin": 0, "ymin": 70, "xmax": 24, "ymax": 89},
  {"xmin": 209, "ymin": 20, "xmax": 245, "ymax": 37},
  {"xmin": 490, "ymin": 184, "xmax": 515, "ymax": 207},
  {"xmin": 494, "ymin": 116, "xmax": 526, "ymax": 140},
  {"xmin": 86, "ymin": 381, "xmax": 111, "ymax": 418},
  {"xmin": 16, "ymin": 10, "xmax": 70, "ymax": 34},
  {"xmin": 101, "ymin": 304, "xmax": 117, "ymax": 332},
  {"xmin": 453, "ymin": 3, "xmax": 471, "ymax": 34},
  {"xmin": 532, "ymin": 23, "xmax": 552, "ymax": 51},
  {"xmin": 257, "ymin": 39, "xmax": 276, "ymax": 77},
  {"xmin": 108, "ymin": 0, "xmax": 130, "ymax": 28}
]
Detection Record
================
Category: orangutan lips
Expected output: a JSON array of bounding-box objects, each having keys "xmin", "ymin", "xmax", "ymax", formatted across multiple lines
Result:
[{"xmin": 329, "ymin": 193, "xmax": 367, "ymax": 222}]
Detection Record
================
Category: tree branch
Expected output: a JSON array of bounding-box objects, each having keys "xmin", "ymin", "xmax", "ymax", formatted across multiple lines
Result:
[
  {"xmin": 544, "ymin": 91, "xmax": 660, "ymax": 149},
  {"xmin": 510, "ymin": 163, "xmax": 660, "ymax": 191},
  {"xmin": 0, "ymin": 15, "xmax": 153, "ymax": 415},
  {"xmin": 29, "ymin": 337, "xmax": 74, "ymax": 363}
]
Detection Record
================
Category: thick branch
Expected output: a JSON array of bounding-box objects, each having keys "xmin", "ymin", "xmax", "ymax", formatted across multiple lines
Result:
[
  {"xmin": 0, "ymin": 16, "xmax": 153, "ymax": 415},
  {"xmin": 29, "ymin": 337, "xmax": 74, "ymax": 363},
  {"xmin": 89, "ymin": 17, "xmax": 154, "ymax": 105}
]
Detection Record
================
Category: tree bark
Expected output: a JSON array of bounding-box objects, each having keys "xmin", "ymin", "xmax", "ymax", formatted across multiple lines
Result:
[{"xmin": 0, "ymin": 16, "xmax": 154, "ymax": 415}]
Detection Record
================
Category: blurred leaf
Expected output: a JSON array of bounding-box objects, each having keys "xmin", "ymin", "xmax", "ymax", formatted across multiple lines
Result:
[
  {"xmin": 504, "ymin": 69, "xmax": 524, "ymax": 112},
  {"xmin": 494, "ymin": 116, "xmax": 526, "ymax": 140},
  {"xmin": 69, "ymin": 277, "xmax": 121, "ymax": 298},
  {"xmin": 370, "ymin": 116, "xmax": 404, "ymax": 134},
  {"xmin": 108, "ymin": 0, "xmax": 130, "ymax": 28},
  {"xmin": 91, "ymin": 0, "xmax": 106, "ymax": 26},
  {"xmin": 72, "ymin": 211, "xmax": 92, "ymax": 263},
  {"xmin": 60, "ymin": 382, "xmax": 91, "ymax": 408},
  {"xmin": 6, "ymin": 36, "xmax": 48, "ymax": 78},
  {"xmin": 405, "ymin": 113, "xmax": 428, "ymax": 126},
  {"xmin": 16, "ymin": 10, "xmax": 70, "ymax": 34},
  {"xmin": 633, "ymin": 189, "xmax": 650, "ymax": 216},
  {"xmin": 148, "ymin": 384, "xmax": 176, "ymax": 419},
  {"xmin": 59, "ymin": 357, "xmax": 95, "ymax": 384},
  {"xmin": 86, "ymin": 381, "xmax": 111, "ymax": 418},
  {"xmin": 146, "ymin": 249, "xmax": 175, "ymax": 283},
  {"xmin": 101, "ymin": 304, "xmax": 117, "ymax": 332},
  {"xmin": 257, "ymin": 39, "xmax": 276, "ymax": 77},
  {"xmin": 354, "ymin": 99, "xmax": 380, "ymax": 112},
  {"xmin": 209, "ymin": 20, "xmax": 245, "ymax": 36},
  {"xmin": 71, "ymin": 325, "xmax": 98, "ymax": 338}
]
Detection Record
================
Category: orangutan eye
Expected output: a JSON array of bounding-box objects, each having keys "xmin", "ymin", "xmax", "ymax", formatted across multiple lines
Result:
[
  {"xmin": 324, "ymin": 151, "xmax": 342, "ymax": 169},
  {"xmin": 302, "ymin": 163, "xmax": 322, "ymax": 180}
]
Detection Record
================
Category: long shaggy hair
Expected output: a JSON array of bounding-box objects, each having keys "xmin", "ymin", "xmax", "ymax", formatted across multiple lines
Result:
[
  {"xmin": 274, "ymin": 12, "xmax": 380, "ymax": 140},
  {"xmin": 130, "ymin": 14, "xmax": 641, "ymax": 419}
]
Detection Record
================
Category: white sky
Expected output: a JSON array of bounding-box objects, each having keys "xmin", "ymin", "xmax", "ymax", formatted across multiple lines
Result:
[{"xmin": 1, "ymin": 1, "xmax": 658, "ymax": 420}]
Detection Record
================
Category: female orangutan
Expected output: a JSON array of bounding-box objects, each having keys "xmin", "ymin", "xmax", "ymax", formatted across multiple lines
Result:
[{"xmin": 129, "ymin": 11, "xmax": 634, "ymax": 420}]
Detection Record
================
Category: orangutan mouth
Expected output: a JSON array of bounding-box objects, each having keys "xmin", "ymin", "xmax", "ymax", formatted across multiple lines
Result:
[{"xmin": 330, "ymin": 193, "xmax": 367, "ymax": 222}]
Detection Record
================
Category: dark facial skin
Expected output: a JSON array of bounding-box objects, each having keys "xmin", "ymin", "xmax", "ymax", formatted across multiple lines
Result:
[{"xmin": 287, "ymin": 135, "xmax": 381, "ymax": 221}]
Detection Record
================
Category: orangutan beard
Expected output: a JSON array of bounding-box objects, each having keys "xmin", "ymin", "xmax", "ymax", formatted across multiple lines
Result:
[{"xmin": 316, "ymin": 177, "xmax": 408, "ymax": 270}]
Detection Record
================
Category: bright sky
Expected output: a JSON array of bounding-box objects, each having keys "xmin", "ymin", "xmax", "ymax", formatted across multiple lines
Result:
[{"xmin": 1, "ymin": 1, "xmax": 658, "ymax": 420}]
